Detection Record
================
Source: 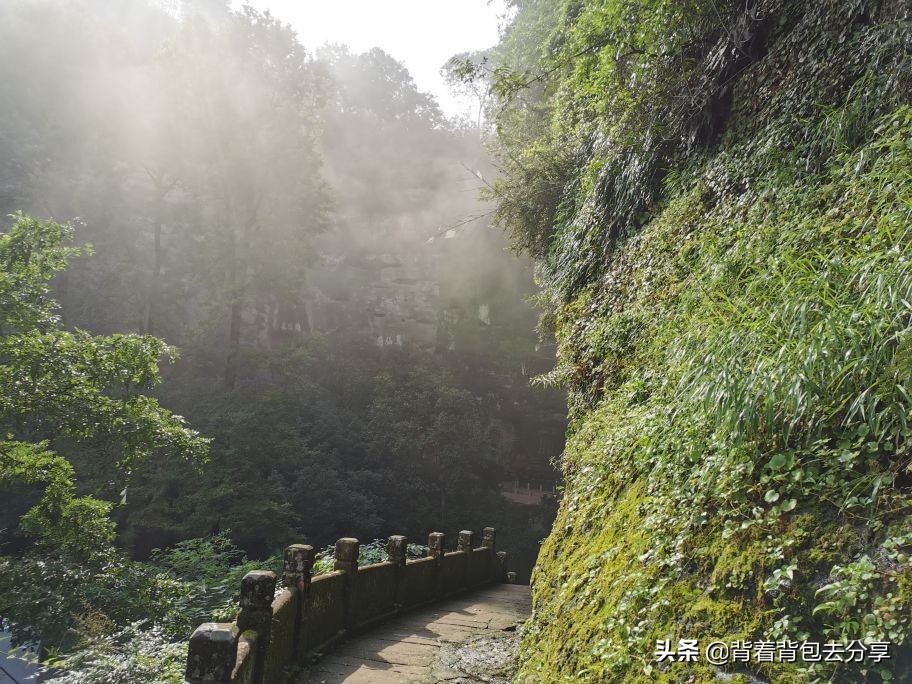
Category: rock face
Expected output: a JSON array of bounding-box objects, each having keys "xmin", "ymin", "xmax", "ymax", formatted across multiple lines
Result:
[{"xmin": 480, "ymin": 0, "xmax": 912, "ymax": 682}]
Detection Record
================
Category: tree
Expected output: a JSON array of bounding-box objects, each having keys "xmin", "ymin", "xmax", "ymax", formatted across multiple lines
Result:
[
  {"xmin": 0, "ymin": 0, "xmax": 183, "ymax": 338},
  {"xmin": 0, "ymin": 213, "xmax": 208, "ymax": 556},
  {"xmin": 163, "ymin": 9, "xmax": 330, "ymax": 387}
]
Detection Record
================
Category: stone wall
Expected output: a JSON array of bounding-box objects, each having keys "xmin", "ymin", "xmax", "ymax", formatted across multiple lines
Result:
[{"xmin": 184, "ymin": 528, "xmax": 511, "ymax": 684}]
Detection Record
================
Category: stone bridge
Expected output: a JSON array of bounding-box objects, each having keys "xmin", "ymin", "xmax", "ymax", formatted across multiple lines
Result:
[{"xmin": 184, "ymin": 528, "xmax": 529, "ymax": 684}]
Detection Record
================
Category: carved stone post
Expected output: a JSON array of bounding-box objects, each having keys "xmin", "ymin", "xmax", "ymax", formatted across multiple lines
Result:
[
  {"xmin": 387, "ymin": 535, "xmax": 408, "ymax": 609},
  {"xmin": 387, "ymin": 535, "xmax": 408, "ymax": 567},
  {"xmin": 334, "ymin": 537, "xmax": 360, "ymax": 573},
  {"xmin": 283, "ymin": 544, "xmax": 314, "ymax": 661},
  {"xmin": 428, "ymin": 532, "xmax": 446, "ymax": 598},
  {"xmin": 427, "ymin": 532, "xmax": 446, "ymax": 564},
  {"xmin": 185, "ymin": 622, "xmax": 239, "ymax": 684},
  {"xmin": 458, "ymin": 530, "xmax": 474, "ymax": 553},
  {"xmin": 458, "ymin": 530, "xmax": 474, "ymax": 589},
  {"xmin": 482, "ymin": 527, "xmax": 496, "ymax": 551},
  {"xmin": 237, "ymin": 570, "xmax": 276, "ymax": 684},
  {"xmin": 334, "ymin": 538, "xmax": 359, "ymax": 630},
  {"xmin": 283, "ymin": 544, "xmax": 315, "ymax": 591}
]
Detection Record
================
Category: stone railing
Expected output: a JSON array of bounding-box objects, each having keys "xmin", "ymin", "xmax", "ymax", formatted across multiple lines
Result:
[{"xmin": 184, "ymin": 528, "xmax": 511, "ymax": 684}]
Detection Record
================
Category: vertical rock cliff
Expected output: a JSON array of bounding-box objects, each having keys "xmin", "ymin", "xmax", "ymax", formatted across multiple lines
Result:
[{"xmin": 479, "ymin": 1, "xmax": 912, "ymax": 681}]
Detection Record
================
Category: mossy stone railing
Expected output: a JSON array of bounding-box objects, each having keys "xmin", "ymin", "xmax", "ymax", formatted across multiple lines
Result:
[{"xmin": 184, "ymin": 528, "xmax": 511, "ymax": 684}]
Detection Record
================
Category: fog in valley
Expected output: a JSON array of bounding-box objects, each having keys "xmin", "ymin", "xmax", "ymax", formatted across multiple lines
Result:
[{"xmin": 0, "ymin": 0, "xmax": 564, "ymax": 608}]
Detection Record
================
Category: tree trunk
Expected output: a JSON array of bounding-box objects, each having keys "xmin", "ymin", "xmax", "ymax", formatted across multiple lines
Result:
[
  {"xmin": 224, "ymin": 289, "xmax": 242, "ymax": 389},
  {"xmin": 224, "ymin": 213, "xmax": 241, "ymax": 389},
  {"xmin": 143, "ymin": 180, "xmax": 164, "ymax": 335},
  {"xmin": 223, "ymin": 197, "xmax": 259, "ymax": 389}
]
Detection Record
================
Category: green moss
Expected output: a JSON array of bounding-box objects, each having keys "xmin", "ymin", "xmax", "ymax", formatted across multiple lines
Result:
[
  {"xmin": 495, "ymin": 0, "xmax": 912, "ymax": 683},
  {"xmin": 710, "ymin": 538, "xmax": 769, "ymax": 596},
  {"xmin": 504, "ymin": 3, "xmax": 912, "ymax": 681}
]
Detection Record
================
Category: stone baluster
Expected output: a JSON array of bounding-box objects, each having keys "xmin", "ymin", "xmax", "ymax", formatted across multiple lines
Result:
[
  {"xmin": 334, "ymin": 537, "xmax": 360, "ymax": 573},
  {"xmin": 458, "ymin": 530, "xmax": 474, "ymax": 588},
  {"xmin": 427, "ymin": 532, "xmax": 446, "ymax": 564},
  {"xmin": 387, "ymin": 535, "xmax": 408, "ymax": 567},
  {"xmin": 334, "ymin": 537, "xmax": 359, "ymax": 629},
  {"xmin": 185, "ymin": 623, "xmax": 239, "ymax": 684},
  {"xmin": 283, "ymin": 544, "xmax": 314, "ymax": 661},
  {"xmin": 387, "ymin": 535, "xmax": 408, "ymax": 609},
  {"xmin": 482, "ymin": 527, "xmax": 496, "ymax": 551},
  {"xmin": 237, "ymin": 570, "xmax": 276, "ymax": 684},
  {"xmin": 428, "ymin": 532, "xmax": 446, "ymax": 598},
  {"xmin": 283, "ymin": 543, "xmax": 315, "ymax": 592}
]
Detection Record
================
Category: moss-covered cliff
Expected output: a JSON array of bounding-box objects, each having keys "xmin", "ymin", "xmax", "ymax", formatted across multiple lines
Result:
[{"xmin": 472, "ymin": 1, "xmax": 912, "ymax": 681}]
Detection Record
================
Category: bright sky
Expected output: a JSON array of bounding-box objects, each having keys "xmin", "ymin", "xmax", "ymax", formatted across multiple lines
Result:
[{"xmin": 235, "ymin": 0, "xmax": 510, "ymax": 120}]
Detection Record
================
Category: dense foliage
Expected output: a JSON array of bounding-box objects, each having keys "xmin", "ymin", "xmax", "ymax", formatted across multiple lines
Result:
[
  {"xmin": 0, "ymin": 214, "xmax": 207, "ymax": 552},
  {"xmin": 470, "ymin": 0, "xmax": 912, "ymax": 681},
  {"xmin": 125, "ymin": 337, "xmax": 539, "ymax": 556},
  {"xmin": 27, "ymin": 534, "xmax": 281, "ymax": 683},
  {"xmin": 0, "ymin": 214, "xmax": 209, "ymax": 678}
]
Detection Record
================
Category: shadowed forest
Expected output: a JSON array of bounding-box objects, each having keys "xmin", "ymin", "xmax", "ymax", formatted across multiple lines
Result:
[{"xmin": 0, "ymin": 0, "xmax": 563, "ymax": 680}]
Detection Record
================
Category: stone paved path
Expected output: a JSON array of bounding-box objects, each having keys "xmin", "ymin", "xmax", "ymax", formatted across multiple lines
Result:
[{"xmin": 296, "ymin": 584, "xmax": 531, "ymax": 683}]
